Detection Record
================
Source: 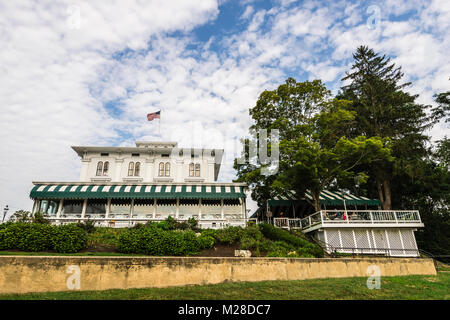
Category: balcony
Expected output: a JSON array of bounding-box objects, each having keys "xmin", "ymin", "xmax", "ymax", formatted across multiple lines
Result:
[{"xmin": 274, "ymin": 210, "xmax": 424, "ymax": 232}]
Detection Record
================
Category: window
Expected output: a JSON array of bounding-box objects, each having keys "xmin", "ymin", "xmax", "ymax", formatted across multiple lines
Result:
[
  {"xmin": 159, "ymin": 162, "xmax": 165, "ymax": 176},
  {"xmin": 165, "ymin": 162, "xmax": 170, "ymax": 176},
  {"xmin": 96, "ymin": 161, "xmax": 109, "ymax": 176},
  {"xmin": 128, "ymin": 162, "xmax": 135, "ymax": 176},
  {"xmin": 100, "ymin": 153, "xmax": 109, "ymax": 157},
  {"xmin": 195, "ymin": 163, "xmax": 200, "ymax": 177},
  {"xmin": 85, "ymin": 199, "xmax": 107, "ymax": 214},
  {"xmin": 134, "ymin": 162, "xmax": 141, "ymax": 176},
  {"xmin": 103, "ymin": 161, "xmax": 109, "ymax": 176},
  {"xmin": 189, "ymin": 163, "xmax": 195, "ymax": 177},
  {"xmin": 96, "ymin": 161, "xmax": 103, "ymax": 176},
  {"xmin": 132, "ymin": 153, "xmax": 140, "ymax": 157}
]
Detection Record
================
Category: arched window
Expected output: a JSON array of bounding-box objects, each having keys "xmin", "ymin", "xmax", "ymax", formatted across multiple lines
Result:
[
  {"xmin": 134, "ymin": 162, "xmax": 141, "ymax": 176},
  {"xmin": 96, "ymin": 162, "xmax": 103, "ymax": 176},
  {"xmin": 165, "ymin": 162, "xmax": 171, "ymax": 176},
  {"xmin": 189, "ymin": 163, "xmax": 194, "ymax": 177},
  {"xmin": 195, "ymin": 163, "xmax": 200, "ymax": 177},
  {"xmin": 159, "ymin": 162, "xmax": 165, "ymax": 176},
  {"xmin": 103, "ymin": 161, "xmax": 109, "ymax": 176},
  {"xmin": 128, "ymin": 162, "xmax": 134, "ymax": 176}
]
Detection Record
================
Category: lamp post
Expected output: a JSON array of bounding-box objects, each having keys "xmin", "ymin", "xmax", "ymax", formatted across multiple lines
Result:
[{"xmin": 2, "ymin": 205, "xmax": 9, "ymax": 222}]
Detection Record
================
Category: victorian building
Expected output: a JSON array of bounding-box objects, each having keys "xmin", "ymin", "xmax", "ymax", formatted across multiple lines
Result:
[{"xmin": 30, "ymin": 141, "xmax": 248, "ymax": 228}]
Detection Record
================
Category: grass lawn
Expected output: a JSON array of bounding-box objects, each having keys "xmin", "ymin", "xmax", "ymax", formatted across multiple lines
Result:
[{"xmin": 0, "ymin": 273, "xmax": 448, "ymax": 300}]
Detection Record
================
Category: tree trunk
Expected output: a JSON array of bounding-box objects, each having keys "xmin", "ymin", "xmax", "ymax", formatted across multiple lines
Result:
[
  {"xmin": 376, "ymin": 177, "xmax": 392, "ymax": 210},
  {"xmin": 383, "ymin": 178, "xmax": 392, "ymax": 210},
  {"xmin": 312, "ymin": 192, "xmax": 321, "ymax": 212}
]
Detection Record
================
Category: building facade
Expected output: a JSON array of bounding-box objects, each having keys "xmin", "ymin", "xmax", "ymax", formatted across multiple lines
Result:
[{"xmin": 30, "ymin": 141, "xmax": 248, "ymax": 228}]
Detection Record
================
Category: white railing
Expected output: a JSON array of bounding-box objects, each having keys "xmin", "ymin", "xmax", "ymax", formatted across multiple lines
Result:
[
  {"xmin": 298, "ymin": 210, "xmax": 422, "ymax": 230},
  {"xmin": 45, "ymin": 216, "xmax": 257, "ymax": 229}
]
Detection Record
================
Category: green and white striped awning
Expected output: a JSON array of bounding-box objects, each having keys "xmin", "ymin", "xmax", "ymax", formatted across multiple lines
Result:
[
  {"xmin": 268, "ymin": 189, "xmax": 380, "ymax": 206},
  {"xmin": 30, "ymin": 184, "xmax": 246, "ymax": 200}
]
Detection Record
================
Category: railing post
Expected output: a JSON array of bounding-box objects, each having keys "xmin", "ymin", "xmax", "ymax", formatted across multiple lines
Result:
[
  {"xmin": 394, "ymin": 211, "xmax": 398, "ymax": 224},
  {"xmin": 369, "ymin": 211, "xmax": 373, "ymax": 224},
  {"xmin": 308, "ymin": 216, "xmax": 312, "ymax": 227}
]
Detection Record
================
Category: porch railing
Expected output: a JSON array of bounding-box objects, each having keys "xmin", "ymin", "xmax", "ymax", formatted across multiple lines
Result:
[{"xmin": 274, "ymin": 210, "xmax": 422, "ymax": 231}]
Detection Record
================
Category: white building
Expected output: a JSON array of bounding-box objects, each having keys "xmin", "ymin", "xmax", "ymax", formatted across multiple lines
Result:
[{"xmin": 30, "ymin": 141, "xmax": 248, "ymax": 228}]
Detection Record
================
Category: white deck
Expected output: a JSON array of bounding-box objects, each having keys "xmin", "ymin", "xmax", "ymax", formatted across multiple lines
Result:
[{"xmin": 274, "ymin": 210, "xmax": 424, "ymax": 232}]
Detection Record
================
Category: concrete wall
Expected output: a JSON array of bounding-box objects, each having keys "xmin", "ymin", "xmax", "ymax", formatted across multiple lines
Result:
[{"xmin": 0, "ymin": 256, "xmax": 436, "ymax": 294}]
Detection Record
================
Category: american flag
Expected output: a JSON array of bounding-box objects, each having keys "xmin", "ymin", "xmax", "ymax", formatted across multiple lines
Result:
[{"xmin": 147, "ymin": 111, "xmax": 160, "ymax": 121}]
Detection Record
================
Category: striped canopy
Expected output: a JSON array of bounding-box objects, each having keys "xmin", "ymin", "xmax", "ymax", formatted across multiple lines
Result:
[
  {"xmin": 268, "ymin": 189, "xmax": 380, "ymax": 206},
  {"xmin": 30, "ymin": 184, "xmax": 245, "ymax": 200}
]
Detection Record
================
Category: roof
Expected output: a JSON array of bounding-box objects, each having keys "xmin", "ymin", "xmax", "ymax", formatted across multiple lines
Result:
[
  {"xmin": 268, "ymin": 189, "xmax": 380, "ymax": 206},
  {"xmin": 30, "ymin": 183, "xmax": 246, "ymax": 200}
]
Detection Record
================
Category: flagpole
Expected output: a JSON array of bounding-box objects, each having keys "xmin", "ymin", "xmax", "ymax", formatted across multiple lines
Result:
[{"xmin": 158, "ymin": 113, "xmax": 161, "ymax": 136}]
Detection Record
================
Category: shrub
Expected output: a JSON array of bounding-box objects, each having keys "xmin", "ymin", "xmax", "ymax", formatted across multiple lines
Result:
[
  {"xmin": 32, "ymin": 212, "xmax": 50, "ymax": 224},
  {"xmin": 259, "ymin": 223, "xmax": 323, "ymax": 257},
  {"xmin": 51, "ymin": 224, "xmax": 88, "ymax": 253},
  {"xmin": 17, "ymin": 223, "xmax": 53, "ymax": 252},
  {"xmin": 214, "ymin": 226, "xmax": 244, "ymax": 244},
  {"xmin": 117, "ymin": 225, "xmax": 202, "ymax": 256},
  {"xmin": 196, "ymin": 235, "xmax": 215, "ymax": 250},
  {"xmin": 87, "ymin": 227, "xmax": 125, "ymax": 249},
  {"xmin": 76, "ymin": 220, "xmax": 96, "ymax": 233}
]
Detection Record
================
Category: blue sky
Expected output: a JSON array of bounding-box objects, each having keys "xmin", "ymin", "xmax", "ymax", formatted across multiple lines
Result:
[{"xmin": 0, "ymin": 0, "xmax": 448, "ymax": 215}]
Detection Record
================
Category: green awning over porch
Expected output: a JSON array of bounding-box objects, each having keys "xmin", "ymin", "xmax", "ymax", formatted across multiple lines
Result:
[
  {"xmin": 30, "ymin": 184, "xmax": 246, "ymax": 200},
  {"xmin": 268, "ymin": 189, "xmax": 380, "ymax": 207}
]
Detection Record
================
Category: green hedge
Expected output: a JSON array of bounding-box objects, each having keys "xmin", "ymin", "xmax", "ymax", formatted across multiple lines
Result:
[
  {"xmin": 117, "ymin": 225, "xmax": 208, "ymax": 256},
  {"xmin": 0, "ymin": 222, "xmax": 88, "ymax": 253}
]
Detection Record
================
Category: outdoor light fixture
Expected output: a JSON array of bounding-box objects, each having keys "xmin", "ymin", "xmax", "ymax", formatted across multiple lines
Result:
[{"xmin": 2, "ymin": 205, "xmax": 9, "ymax": 222}]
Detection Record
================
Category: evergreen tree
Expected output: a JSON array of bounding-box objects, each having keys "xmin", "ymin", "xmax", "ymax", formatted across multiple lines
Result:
[{"xmin": 339, "ymin": 46, "xmax": 436, "ymax": 209}]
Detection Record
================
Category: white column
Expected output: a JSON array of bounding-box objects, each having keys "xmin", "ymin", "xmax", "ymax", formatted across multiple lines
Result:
[
  {"xmin": 220, "ymin": 199, "xmax": 224, "ymax": 219},
  {"xmin": 105, "ymin": 199, "xmax": 111, "ymax": 219},
  {"xmin": 199, "ymin": 199, "xmax": 202, "ymax": 220},
  {"xmin": 81, "ymin": 199, "xmax": 87, "ymax": 219},
  {"xmin": 32, "ymin": 200, "xmax": 39, "ymax": 214},
  {"xmin": 130, "ymin": 199, "xmax": 135, "ymax": 218},
  {"xmin": 176, "ymin": 198, "xmax": 180, "ymax": 219},
  {"xmin": 56, "ymin": 199, "xmax": 63, "ymax": 218},
  {"xmin": 153, "ymin": 198, "xmax": 157, "ymax": 219}
]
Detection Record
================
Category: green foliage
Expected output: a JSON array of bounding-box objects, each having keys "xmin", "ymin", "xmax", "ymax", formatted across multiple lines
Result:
[
  {"xmin": 9, "ymin": 210, "xmax": 32, "ymax": 223},
  {"xmin": 87, "ymin": 227, "xmax": 125, "ymax": 249},
  {"xmin": 214, "ymin": 226, "xmax": 244, "ymax": 244},
  {"xmin": 116, "ymin": 225, "xmax": 203, "ymax": 256},
  {"xmin": 31, "ymin": 212, "xmax": 50, "ymax": 224},
  {"xmin": 0, "ymin": 222, "xmax": 87, "ymax": 253},
  {"xmin": 196, "ymin": 235, "xmax": 215, "ymax": 250},
  {"xmin": 259, "ymin": 223, "xmax": 323, "ymax": 257},
  {"xmin": 76, "ymin": 220, "xmax": 96, "ymax": 233},
  {"xmin": 235, "ymin": 77, "xmax": 392, "ymax": 210},
  {"xmin": 51, "ymin": 224, "xmax": 88, "ymax": 253}
]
